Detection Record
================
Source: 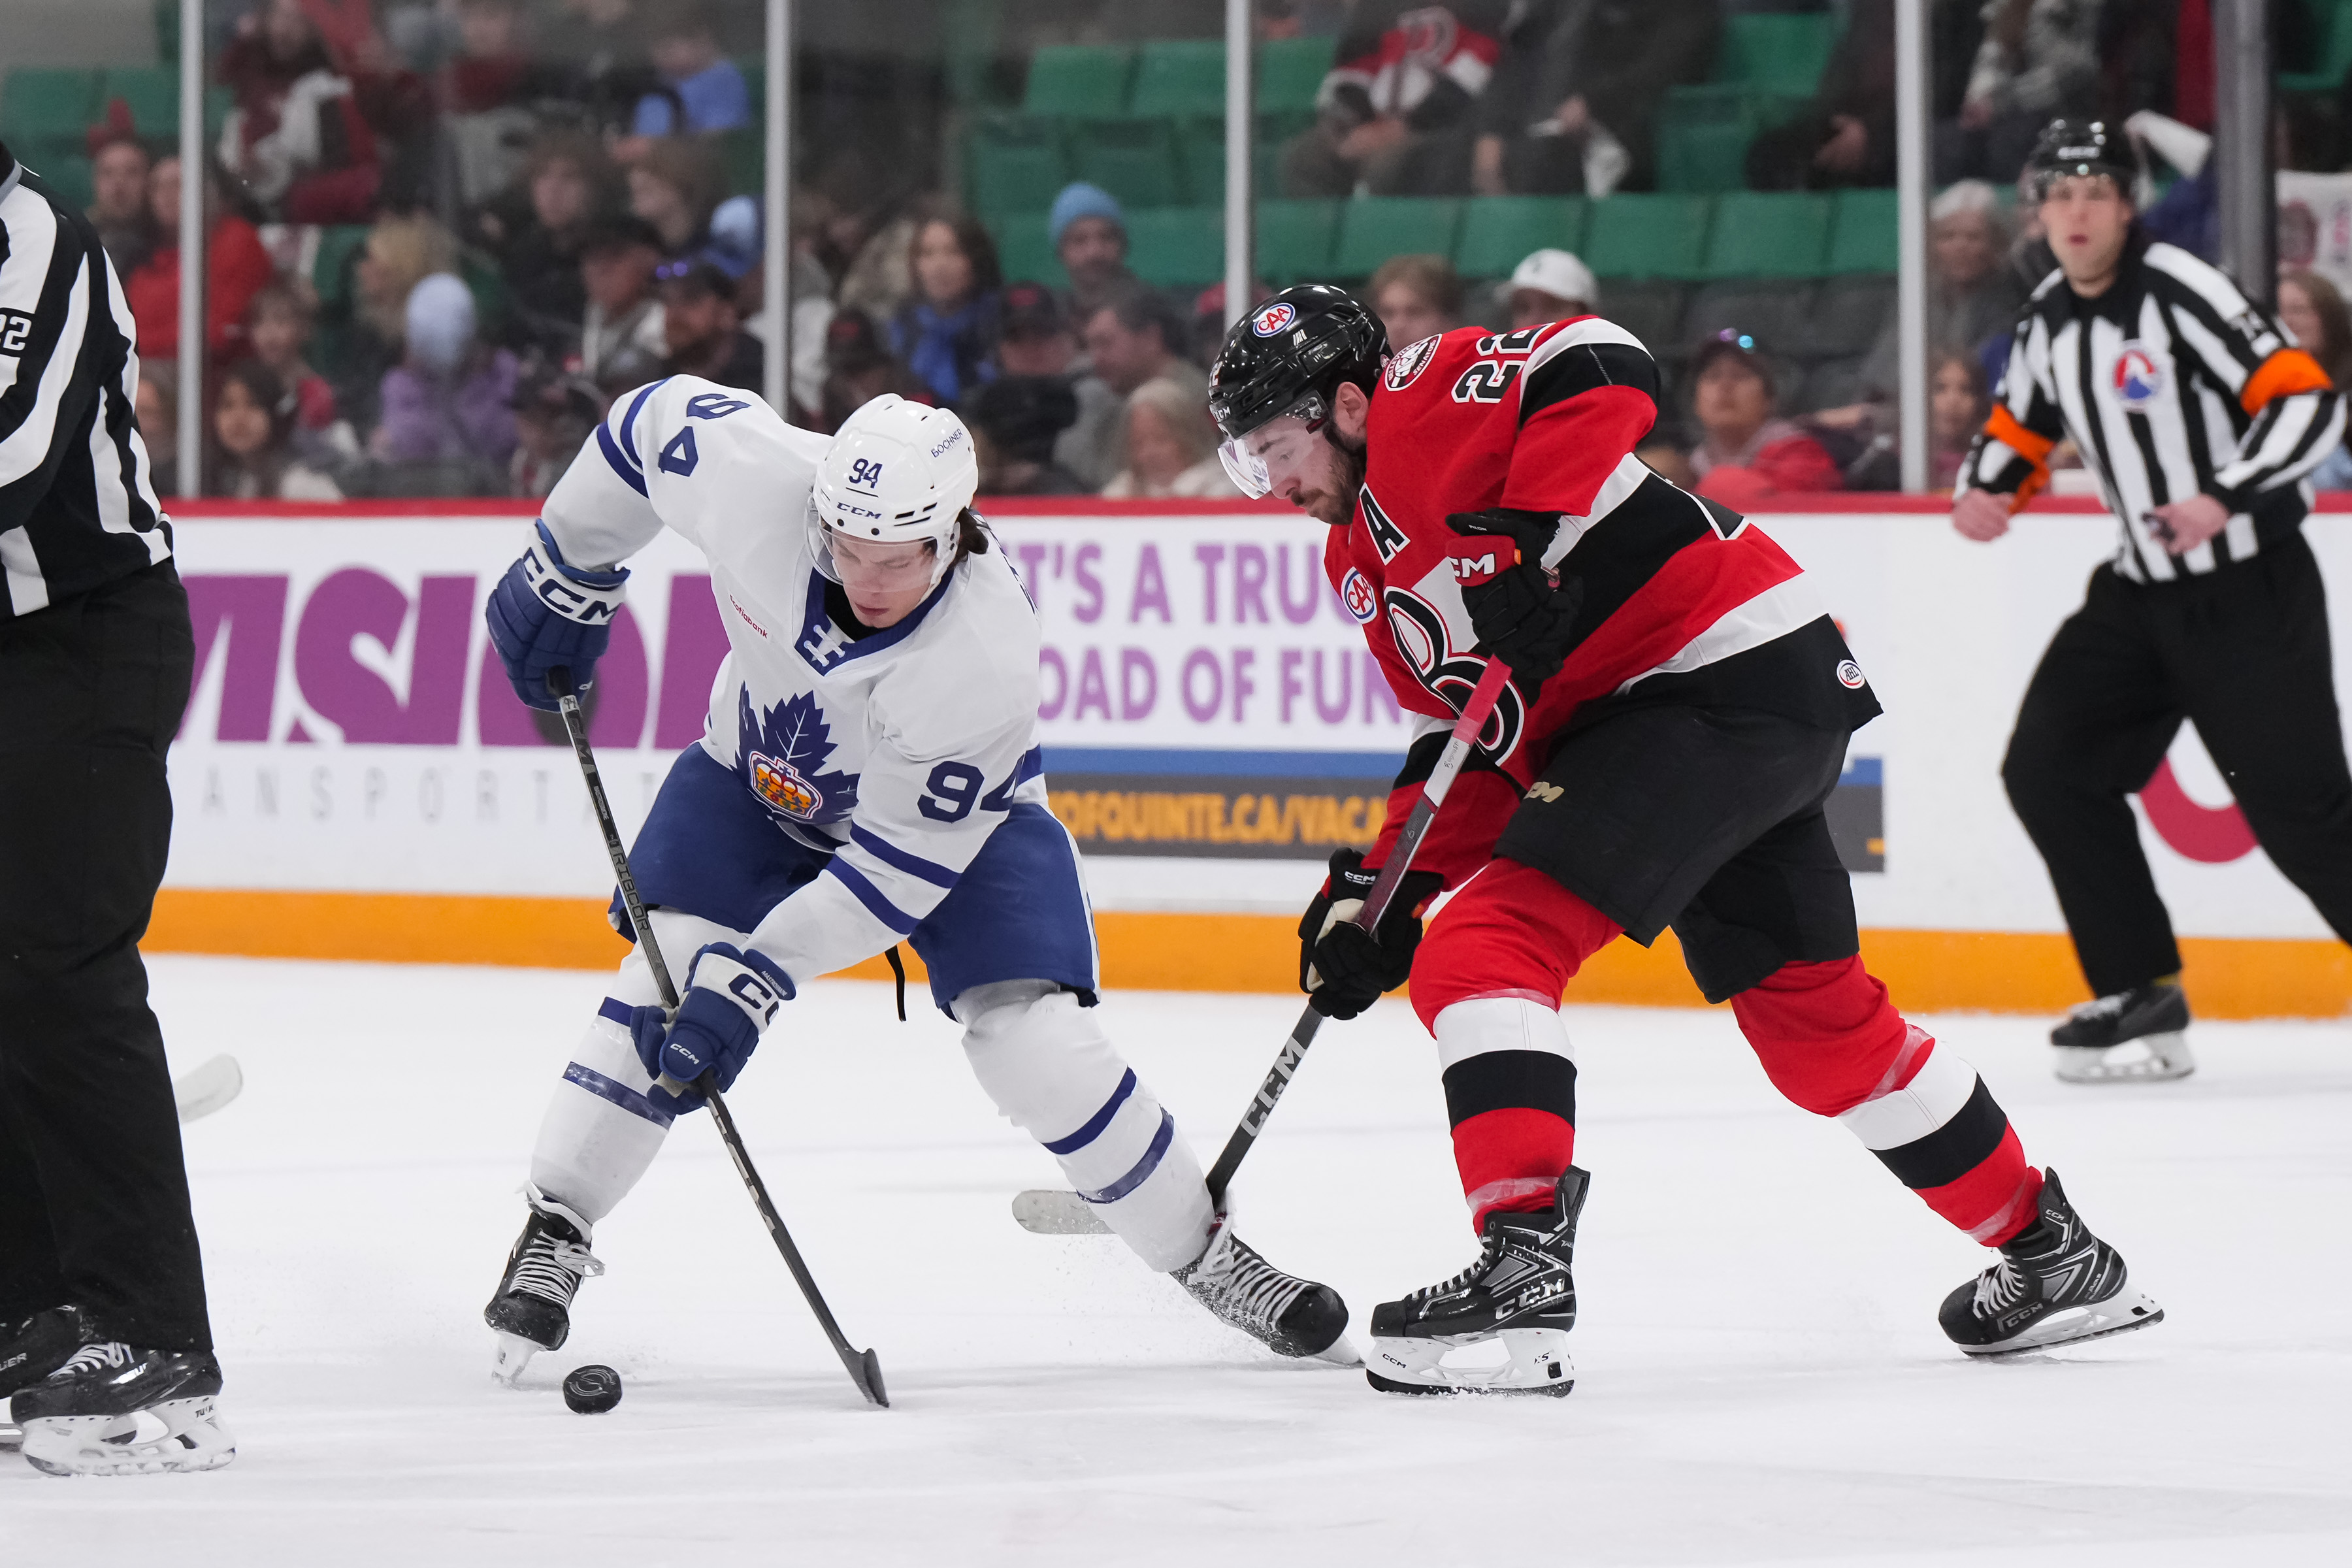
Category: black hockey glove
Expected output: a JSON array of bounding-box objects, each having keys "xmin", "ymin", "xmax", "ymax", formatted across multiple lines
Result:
[
  {"xmin": 1445, "ymin": 508, "xmax": 1584, "ymax": 688},
  {"xmin": 1298, "ymin": 848, "xmax": 1445, "ymax": 1021}
]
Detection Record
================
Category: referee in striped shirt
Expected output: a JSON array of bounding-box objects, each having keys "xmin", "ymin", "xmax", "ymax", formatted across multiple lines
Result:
[
  {"xmin": 1955, "ymin": 120, "xmax": 2352, "ymax": 1085},
  {"xmin": 0, "ymin": 139, "xmax": 226, "ymax": 1454}
]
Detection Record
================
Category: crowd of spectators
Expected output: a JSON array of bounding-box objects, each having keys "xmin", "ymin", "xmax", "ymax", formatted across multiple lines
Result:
[{"xmin": 65, "ymin": 0, "xmax": 2352, "ymax": 501}]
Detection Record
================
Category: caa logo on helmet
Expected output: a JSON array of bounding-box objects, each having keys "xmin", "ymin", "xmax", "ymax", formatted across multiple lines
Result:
[
  {"xmin": 1384, "ymin": 334, "xmax": 1440, "ymax": 391},
  {"xmin": 1251, "ymin": 302, "xmax": 1298, "ymax": 338},
  {"xmin": 1341, "ymin": 568, "xmax": 1379, "ymax": 624},
  {"xmin": 2114, "ymin": 343, "xmax": 2164, "ymax": 409}
]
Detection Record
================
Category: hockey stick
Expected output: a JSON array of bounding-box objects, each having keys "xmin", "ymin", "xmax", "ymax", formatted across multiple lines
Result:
[
  {"xmin": 1013, "ymin": 656, "xmax": 1514, "ymax": 1236},
  {"xmin": 548, "ymin": 668, "xmax": 887, "ymax": 1409},
  {"xmin": 173, "ymin": 1054, "xmax": 242, "ymax": 1124}
]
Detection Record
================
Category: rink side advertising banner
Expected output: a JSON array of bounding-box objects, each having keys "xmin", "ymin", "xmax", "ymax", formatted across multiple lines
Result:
[{"xmin": 159, "ymin": 502, "xmax": 2352, "ymax": 943}]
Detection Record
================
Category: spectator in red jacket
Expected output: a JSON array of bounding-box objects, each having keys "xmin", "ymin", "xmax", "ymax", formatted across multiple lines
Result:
[
  {"xmin": 1686, "ymin": 330, "xmax": 1844, "ymax": 505},
  {"xmin": 122, "ymin": 155, "xmax": 275, "ymax": 360},
  {"xmin": 1281, "ymin": 1, "xmax": 1515, "ymax": 196}
]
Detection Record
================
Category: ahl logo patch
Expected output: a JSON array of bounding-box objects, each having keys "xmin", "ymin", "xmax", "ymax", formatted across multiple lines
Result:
[
  {"xmin": 1341, "ymin": 568, "xmax": 1379, "ymax": 623},
  {"xmin": 1383, "ymin": 333, "xmax": 1440, "ymax": 391},
  {"xmin": 2113, "ymin": 343, "xmax": 2164, "ymax": 410},
  {"xmin": 737, "ymin": 689, "xmax": 860, "ymax": 825},
  {"xmin": 1836, "ymin": 659, "xmax": 1867, "ymax": 689},
  {"xmin": 1250, "ymin": 301, "xmax": 1298, "ymax": 337}
]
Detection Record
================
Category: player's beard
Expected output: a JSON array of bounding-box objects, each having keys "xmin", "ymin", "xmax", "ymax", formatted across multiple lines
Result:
[{"xmin": 1295, "ymin": 429, "xmax": 1367, "ymax": 527}]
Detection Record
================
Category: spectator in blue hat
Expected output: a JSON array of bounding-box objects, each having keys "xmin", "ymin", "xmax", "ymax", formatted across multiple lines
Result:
[{"xmin": 1049, "ymin": 183, "xmax": 1141, "ymax": 328}]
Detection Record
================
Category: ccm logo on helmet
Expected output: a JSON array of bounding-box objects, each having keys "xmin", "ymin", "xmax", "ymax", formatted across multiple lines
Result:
[{"xmin": 1252, "ymin": 302, "xmax": 1298, "ymax": 337}]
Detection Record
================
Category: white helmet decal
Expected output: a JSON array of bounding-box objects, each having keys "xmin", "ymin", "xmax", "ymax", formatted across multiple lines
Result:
[{"xmin": 809, "ymin": 394, "xmax": 982, "ymax": 587}]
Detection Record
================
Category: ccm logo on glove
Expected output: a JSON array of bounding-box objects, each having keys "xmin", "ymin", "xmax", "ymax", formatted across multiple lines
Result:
[{"xmin": 629, "ymin": 943, "xmax": 795, "ymax": 1113}]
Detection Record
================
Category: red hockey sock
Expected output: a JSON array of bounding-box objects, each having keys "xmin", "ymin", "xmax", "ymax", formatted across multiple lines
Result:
[{"xmin": 1734, "ymin": 957, "xmax": 2042, "ymax": 1247}]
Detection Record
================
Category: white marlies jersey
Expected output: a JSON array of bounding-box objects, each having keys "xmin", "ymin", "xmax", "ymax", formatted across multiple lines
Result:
[{"xmin": 539, "ymin": 376, "xmax": 1047, "ymax": 984}]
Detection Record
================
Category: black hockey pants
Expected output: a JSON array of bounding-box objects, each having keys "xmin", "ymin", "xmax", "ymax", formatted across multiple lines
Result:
[
  {"xmin": 2003, "ymin": 537, "xmax": 2352, "ymax": 998},
  {"xmin": 0, "ymin": 560, "xmax": 210, "ymax": 1352}
]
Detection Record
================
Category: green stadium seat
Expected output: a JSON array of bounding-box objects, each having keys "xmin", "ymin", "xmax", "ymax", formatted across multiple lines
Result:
[
  {"xmin": 1584, "ymin": 194, "xmax": 1713, "ymax": 279},
  {"xmin": 1, "ymin": 68, "xmax": 101, "ymax": 158},
  {"xmin": 1256, "ymin": 198, "xmax": 1341, "ymax": 283},
  {"xmin": 1656, "ymin": 114, "xmax": 1750, "ymax": 193},
  {"xmin": 990, "ymin": 214, "xmax": 1066, "ymax": 289},
  {"xmin": 1173, "ymin": 117, "xmax": 1288, "ymax": 205},
  {"xmin": 312, "ymin": 224, "xmax": 372, "ymax": 310},
  {"xmin": 1826, "ymin": 188, "xmax": 1899, "ymax": 272},
  {"xmin": 1601, "ymin": 281, "xmax": 1688, "ymax": 357},
  {"xmin": 1714, "ymin": 13, "xmax": 1840, "ymax": 96},
  {"xmin": 1070, "ymin": 118, "xmax": 1183, "ymax": 209},
  {"xmin": 2281, "ymin": 1, "xmax": 2352, "ymax": 93},
  {"xmin": 1332, "ymin": 196, "xmax": 1462, "ymax": 277},
  {"xmin": 1124, "ymin": 206, "xmax": 1225, "ymax": 289},
  {"xmin": 99, "ymin": 66, "xmax": 178, "ymax": 139},
  {"xmin": 1130, "ymin": 40, "xmax": 1226, "ymax": 118},
  {"xmin": 738, "ymin": 60, "xmax": 766, "ymax": 127},
  {"xmin": 1702, "ymin": 192, "xmax": 1831, "ymax": 278},
  {"xmin": 31, "ymin": 154, "xmax": 93, "ymax": 210},
  {"xmin": 1454, "ymin": 196, "xmax": 1586, "ymax": 278},
  {"xmin": 719, "ymin": 125, "xmax": 763, "ymax": 197},
  {"xmin": 1257, "ymin": 37, "xmax": 1333, "ymax": 113},
  {"xmin": 1021, "ymin": 44, "xmax": 1135, "ymax": 117},
  {"xmin": 968, "ymin": 119, "xmax": 1070, "ymax": 216}
]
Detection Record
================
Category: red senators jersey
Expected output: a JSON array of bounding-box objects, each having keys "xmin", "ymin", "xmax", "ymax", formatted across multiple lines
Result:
[{"xmin": 1327, "ymin": 317, "xmax": 1879, "ymax": 884}]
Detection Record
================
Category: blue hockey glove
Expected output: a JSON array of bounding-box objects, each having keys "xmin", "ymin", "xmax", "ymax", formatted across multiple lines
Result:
[
  {"xmin": 628, "ymin": 943, "xmax": 796, "ymax": 1115},
  {"xmin": 484, "ymin": 520, "xmax": 630, "ymax": 712}
]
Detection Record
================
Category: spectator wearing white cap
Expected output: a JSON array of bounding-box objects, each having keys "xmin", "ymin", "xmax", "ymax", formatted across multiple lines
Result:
[
  {"xmin": 1505, "ymin": 249, "xmax": 1599, "ymax": 331},
  {"xmin": 372, "ymin": 272, "xmax": 519, "ymax": 474}
]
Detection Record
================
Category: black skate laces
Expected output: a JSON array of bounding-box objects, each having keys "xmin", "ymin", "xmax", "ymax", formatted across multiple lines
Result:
[
  {"xmin": 509, "ymin": 1227, "xmax": 604, "ymax": 1307},
  {"xmin": 1182, "ymin": 1228, "xmax": 1309, "ymax": 1335}
]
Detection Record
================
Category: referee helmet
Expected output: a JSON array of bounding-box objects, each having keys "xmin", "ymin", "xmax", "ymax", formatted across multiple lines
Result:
[{"xmin": 2027, "ymin": 119, "xmax": 2137, "ymax": 201}]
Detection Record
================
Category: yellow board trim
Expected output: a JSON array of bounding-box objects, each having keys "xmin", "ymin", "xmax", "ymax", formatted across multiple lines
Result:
[{"xmin": 144, "ymin": 889, "xmax": 2352, "ymax": 1021}]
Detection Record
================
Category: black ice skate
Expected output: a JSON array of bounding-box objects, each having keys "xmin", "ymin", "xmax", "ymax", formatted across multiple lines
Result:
[
  {"xmin": 484, "ymin": 1187, "xmax": 604, "ymax": 1384},
  {"xmin": 2, "ymin": 1304, "xmax": 93, "ymax": 1399},
  {"xmin": 2051, "ymin": 981, "xmax": 2193, "ymax": 1083},
  {"xmin": 1940, "ymin": 1168, "xmax": 2163, "ymax": 1355},
  {"xmin": 1366, "ymin": 1166, "xmax": 1586, "ymax": 1397},
  {"xmin": 12, "ymin": 1341, "xmax": 236, "ymax": 1476},
  {"xmin": 1171, "ymin": 1213, "xmax": 1354, "ymax": 1363}
]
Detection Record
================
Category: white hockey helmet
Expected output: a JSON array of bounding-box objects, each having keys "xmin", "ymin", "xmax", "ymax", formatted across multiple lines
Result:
[{"xmin": 808, "ymin": 394, "xmax": 981, "ymax": 588}]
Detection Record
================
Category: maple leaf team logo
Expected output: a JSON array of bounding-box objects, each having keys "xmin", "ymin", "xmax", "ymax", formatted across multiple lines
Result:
[
  {"xmin": 1384, "ymin": 334, "xmax": 1439, "ymax": 391},
  {"xmin": 2113, "ymin": 344, "xmax": 2164, "ymax": 410},
  {"xmin": 1341, "ymin": 567, "xmax": 1379, "ymax": 623},
  {"xmin": 1250, "ymin": 301, "xmax": 1297, "ymax": 337},
  {"xmin": 737, "ymin": 690, "xmax": 860, "ymax": 825}
]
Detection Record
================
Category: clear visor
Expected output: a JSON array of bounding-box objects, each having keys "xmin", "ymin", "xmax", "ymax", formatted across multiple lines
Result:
[
  {"xmin": 1215, "ymin": 399, "xmax": 1327, "ymax": 500},
  {"xmin": 808, "ymin": 497, "xmax": 949, "ymax": 590}
]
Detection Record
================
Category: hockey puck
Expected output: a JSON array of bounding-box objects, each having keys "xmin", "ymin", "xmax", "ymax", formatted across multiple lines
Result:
[{"xmin": 562, "ymin": 1364, "xmax": 623, "ymax": 1414}]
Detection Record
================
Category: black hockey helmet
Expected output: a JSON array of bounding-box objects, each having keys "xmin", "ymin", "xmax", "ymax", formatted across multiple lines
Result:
[
  {"xmin": 2026, "ymin": 119, "xmax": 2136, "ymax": 201},
  {"xmin": 1208, "ymin": 284, "xmax": 1388, "ymax": 444}
]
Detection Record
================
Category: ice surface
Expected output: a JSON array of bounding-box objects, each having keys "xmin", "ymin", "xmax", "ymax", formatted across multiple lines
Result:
[{"xmin": 7, "ymin": 956, "xmax": 2350, "ymax": 1565}]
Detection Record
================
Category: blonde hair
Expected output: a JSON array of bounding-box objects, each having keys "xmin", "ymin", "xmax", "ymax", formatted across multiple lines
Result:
[
  {"xmin": 1125, "ymin": 376, "xmax": 1217, "ymax": 469},
  {"xmin": 361, "ymin": 214, "xmax": 457, "ymax": 342}
]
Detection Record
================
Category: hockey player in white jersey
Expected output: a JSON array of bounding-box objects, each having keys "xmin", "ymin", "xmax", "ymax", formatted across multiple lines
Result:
[{"xmin": 478, "ymin": 381, "xmax": 1349, "ymax": 1379}]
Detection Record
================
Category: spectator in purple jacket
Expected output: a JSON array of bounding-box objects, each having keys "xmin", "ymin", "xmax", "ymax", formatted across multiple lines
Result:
[{"xmin": 372, "ymin": 272, "xmax": 519, "ymax": 470}]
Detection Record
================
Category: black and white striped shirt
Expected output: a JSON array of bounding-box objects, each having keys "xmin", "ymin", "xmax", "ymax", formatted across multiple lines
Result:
[
  {"xmin": 0, "ymin": 142, "xmax": 169, "ymax": 621},
  {"xmin": 1961, "ymin": 236, "xmax": 2345, "ymax": 583}
]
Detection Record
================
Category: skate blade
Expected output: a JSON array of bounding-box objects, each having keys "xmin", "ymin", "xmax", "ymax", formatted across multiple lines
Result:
[
  {"xmin": 2054, "ymin": 1034, "xmax": 2195, "ymax": 1083},
  {"xmin": 1311, "ymin": 1334, "xmax": 1364, "ymax": 1368},
  {"xmin": 20, "ymin": 1396, "xmax": 236, "ymax": 1477},
  {"xmin": 491, "ymin": 1331, "xmax": 543, "ymax": 1386},
  {"xmin": 1365, "ymin": 1326, "xmax": 1575, "ymax": 1397},
  {"xmin": 1961, "ymin": 1289, "xmax": 2166, "ymax": 1358},
  {"xmin": 0, "ymin": 1420, "xmax": 22, "ymax": 1454}
]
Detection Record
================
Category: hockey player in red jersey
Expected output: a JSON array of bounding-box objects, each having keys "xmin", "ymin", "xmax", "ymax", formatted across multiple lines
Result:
[{"xmin": 1209, "ymin": 285, "xmax": 2164, "ymax": 1395}]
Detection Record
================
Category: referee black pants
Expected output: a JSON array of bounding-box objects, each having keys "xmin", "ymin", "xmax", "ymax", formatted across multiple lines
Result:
[
  {"xmin": 0, "ymin": 560, "xmax": 210, "ymax": 1352},
  {"xmin": 2003, "ymin": 536, "xmax": 2352, "ymax": 999}
]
